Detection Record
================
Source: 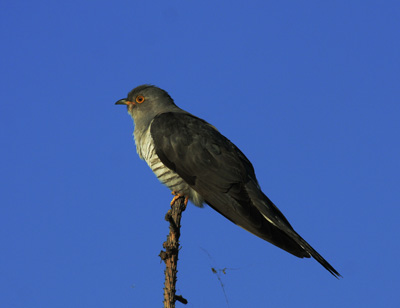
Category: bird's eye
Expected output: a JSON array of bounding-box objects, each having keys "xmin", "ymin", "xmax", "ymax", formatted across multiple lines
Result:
[{"xmin": 136, "ymin": 95, "xmax": 145, "ymax": 104}]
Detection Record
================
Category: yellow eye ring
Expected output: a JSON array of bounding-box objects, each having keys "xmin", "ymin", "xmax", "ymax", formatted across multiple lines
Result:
[{"xmin": 136, "ymin": 95, "xmax": 145, "ymax": 104}]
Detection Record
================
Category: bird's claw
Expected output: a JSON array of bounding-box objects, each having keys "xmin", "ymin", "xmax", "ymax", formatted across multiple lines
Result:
[{"xmin": 170, "ymin": 191, "xmax": 189, "ymax": 206}]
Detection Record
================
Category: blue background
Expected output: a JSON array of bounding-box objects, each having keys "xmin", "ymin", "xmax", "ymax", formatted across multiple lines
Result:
[{"xmin": 1, "ymin": 1, "xmax": 399, "ymax": 307}]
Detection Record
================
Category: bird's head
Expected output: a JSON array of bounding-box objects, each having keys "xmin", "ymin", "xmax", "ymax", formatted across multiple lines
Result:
[{"xmin": 115, "ymin": 85, "xmax": 179, "ymax": 127}]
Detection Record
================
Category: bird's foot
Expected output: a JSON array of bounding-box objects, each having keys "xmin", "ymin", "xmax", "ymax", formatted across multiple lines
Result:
[{"xmin": 170, "ymin": 191, "xmax": 189, "ymax": 206}]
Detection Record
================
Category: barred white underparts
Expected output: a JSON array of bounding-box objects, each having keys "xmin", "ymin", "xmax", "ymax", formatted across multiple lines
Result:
[{"xmin": 134, "ymin": 123, "xmax": 204, "ymax": 207}]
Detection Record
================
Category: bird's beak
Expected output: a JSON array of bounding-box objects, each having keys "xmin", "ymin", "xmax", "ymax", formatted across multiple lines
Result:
[{"xmin": 115, "ymin": 99, "xmax": 135, "ymax": 106}]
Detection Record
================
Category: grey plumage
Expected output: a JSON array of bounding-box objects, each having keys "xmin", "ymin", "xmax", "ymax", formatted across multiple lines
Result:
[{"xmin": 115, "ymin": 84, "xmax": 341, "ymax": 278}]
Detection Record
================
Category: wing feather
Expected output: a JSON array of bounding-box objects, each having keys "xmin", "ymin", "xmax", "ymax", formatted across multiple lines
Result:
[
  {"xmin": 150, "ymin": 113, "xmax": 302, "ymax": 249},
  {"xmin": 150, "ymin": 112, "xmax": 341, "ymax": 277}
]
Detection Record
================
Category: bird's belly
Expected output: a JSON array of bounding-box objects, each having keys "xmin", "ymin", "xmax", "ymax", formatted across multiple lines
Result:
[
  {"xmin": 149, "ymin": 154, "xmax": 187, "ymax": 193},
  {"xmin": 137, "ymin": 132, "xmax": 204, "ymax": 207}
]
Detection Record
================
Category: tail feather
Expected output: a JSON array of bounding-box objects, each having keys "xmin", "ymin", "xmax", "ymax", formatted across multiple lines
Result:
[
  {"xmin": 294, "ymin": 232, "xmax": 341, "ymax": 278},
  {"xmin": 253, "ymin": 190, "xmax": 342, "ymax": 278}
]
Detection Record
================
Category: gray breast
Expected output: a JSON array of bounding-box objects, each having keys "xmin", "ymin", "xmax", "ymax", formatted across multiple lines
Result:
[{"xmin": 134, "ymin": 124, "xmax": 204, "ymax": 207}]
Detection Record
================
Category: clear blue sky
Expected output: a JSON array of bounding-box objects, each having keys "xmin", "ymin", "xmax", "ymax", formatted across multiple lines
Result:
[{"xmin": 1, "ymin": 1, "xmax": 399, "ymax": 307}]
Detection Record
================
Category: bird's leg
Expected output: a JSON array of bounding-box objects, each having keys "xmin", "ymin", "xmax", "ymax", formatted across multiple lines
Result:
[{"xmin": 170, "ymin": 191, "xmax": 189, "ymax": 206}]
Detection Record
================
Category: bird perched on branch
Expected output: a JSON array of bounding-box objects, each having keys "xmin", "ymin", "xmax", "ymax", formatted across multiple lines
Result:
[{"xmin": 115, "ymin": 85, "xmax": 341, "ymax": 278}]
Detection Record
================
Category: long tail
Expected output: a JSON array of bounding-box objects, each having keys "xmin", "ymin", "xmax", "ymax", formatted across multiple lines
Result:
[
  {"xmin": 295, "ymin": 232, "xmax": 342, "ymax": 278},
  {"xmin": 257, "ymin": 192, "xmax": 342, "ymax": 278}
]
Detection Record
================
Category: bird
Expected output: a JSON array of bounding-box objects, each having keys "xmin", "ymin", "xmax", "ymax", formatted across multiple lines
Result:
[{"xmin": 115, "ymin": 84, "xmax": 341, "ymax": 278}]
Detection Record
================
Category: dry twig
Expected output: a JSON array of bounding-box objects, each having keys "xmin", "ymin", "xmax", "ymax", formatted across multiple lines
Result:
[{"xmin": 159, "ymin": 196, "xmax": 188, "ymax": 307}]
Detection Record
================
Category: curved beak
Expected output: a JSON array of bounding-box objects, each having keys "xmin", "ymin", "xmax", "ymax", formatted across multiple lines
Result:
[{"xmin": 115, "ymin": 98, "xmax": 129, "ymax": 105}]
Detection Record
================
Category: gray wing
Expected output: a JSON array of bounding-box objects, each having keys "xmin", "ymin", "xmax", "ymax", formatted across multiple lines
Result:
[{"xmin": 150, "ymin": 112, "xmax": 340, "ymax": 277}]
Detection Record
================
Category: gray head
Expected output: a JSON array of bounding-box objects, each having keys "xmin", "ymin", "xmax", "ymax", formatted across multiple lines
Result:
[{"xmin": 115, "ymin": 85, "xmax": 182, "ymax": 128}]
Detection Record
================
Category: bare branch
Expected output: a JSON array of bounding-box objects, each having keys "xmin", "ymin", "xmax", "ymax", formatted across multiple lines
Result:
[{"xmin": 160, "ymin": 196, "xmax": 188, "ymax": 307}]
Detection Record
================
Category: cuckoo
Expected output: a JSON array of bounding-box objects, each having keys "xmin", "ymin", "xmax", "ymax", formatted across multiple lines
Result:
[{"xmin": 115, "ymin": 84, "xmax": 340, "ymax": 278}]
